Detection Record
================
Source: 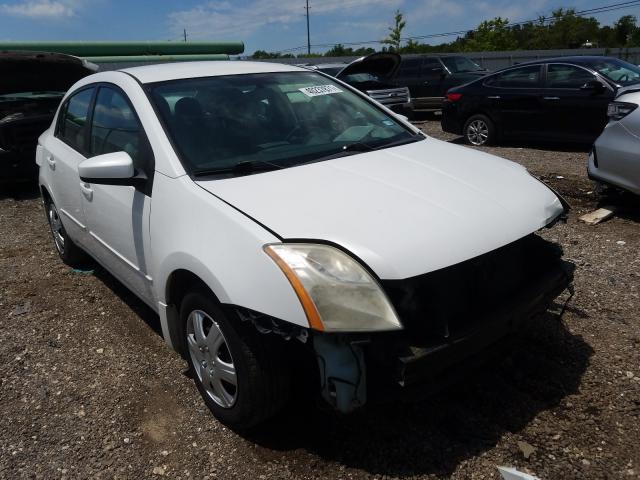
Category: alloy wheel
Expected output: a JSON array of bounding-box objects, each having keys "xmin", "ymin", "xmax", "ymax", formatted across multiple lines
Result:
[
  {"xmin": 47, "ymin": 203, "xmax": 65, "ymax": 254},
  {"xmin": 467, "ymin": 119, "xmax": 489, "ymax": 146},
  {"xmin": 186, "ymin": 309, "xmax": 238, "ymax": 408}
]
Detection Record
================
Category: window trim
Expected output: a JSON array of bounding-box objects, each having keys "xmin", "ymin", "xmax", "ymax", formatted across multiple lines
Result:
[
  {"xmin": 482, "ymin": 64, "xmax": 545, "ymax": 90},
  {"xmin": 54, "ymin": 85, "xmax": 98, "ymax": 156}
]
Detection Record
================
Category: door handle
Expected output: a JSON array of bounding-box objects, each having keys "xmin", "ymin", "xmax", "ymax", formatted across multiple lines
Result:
[
  {"xmin": 46, "ymin": 155, "xmax": 56, "ymax": 169},
  {"xmin": 79, "ymin": 182, "xmax": 93, "ymax": 200},
  {"xmin": 487, "ymin": 95, "xmax": 501, "ymax": 99},
  {"xmin": 543, "ymin": 96, "xmax": 560, "ymax": 100}
]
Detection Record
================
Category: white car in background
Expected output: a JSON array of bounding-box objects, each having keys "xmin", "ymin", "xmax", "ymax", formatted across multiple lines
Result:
[
  {"xmin": 589, "ymin": 87, "xmax": 640, "ymax": 194},
  {"xmin": 37, "ymin": 61, "xmax": 573, "ymax": 429}
]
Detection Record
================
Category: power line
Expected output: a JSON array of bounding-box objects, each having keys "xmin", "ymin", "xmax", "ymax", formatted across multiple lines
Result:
[{"xmin": 278, "ymin": 0, "xmax": 640, "ymax": 52}]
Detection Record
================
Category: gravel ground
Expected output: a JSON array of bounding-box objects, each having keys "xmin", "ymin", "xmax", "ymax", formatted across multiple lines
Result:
[{"xmin": 1, "ymin": 119, "xmax": 639, "ymax": 479}]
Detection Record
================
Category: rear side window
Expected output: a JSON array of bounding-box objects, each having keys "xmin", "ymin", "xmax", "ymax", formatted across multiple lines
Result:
[
  {"xmin": 422, "ymin": 58, "xmax": 443, "ymax": 73},
  {"xmin": 485, "ymin": 65, "xmax": 542, "ymax": 88},
  {"xmin": 56, "ymin": 87, "xmax": 94, "ymax": 153},
  {"xmin": 546, "ymin": 64, "xmax": 596, "ymax": 89}
]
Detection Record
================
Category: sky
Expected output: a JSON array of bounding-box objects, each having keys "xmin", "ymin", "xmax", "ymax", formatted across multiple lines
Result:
[{"xmin": 0, "ymin": 0, "xmax": 638, "ymax": 55}]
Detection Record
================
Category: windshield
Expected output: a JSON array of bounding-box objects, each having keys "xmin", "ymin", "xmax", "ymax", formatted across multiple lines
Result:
[
  {"xmin": 441, "ymin": 56, "xmax": 484, "ymax": 73},
  {"xmin": 147, "ymin": 71, "xmax": 420, "ymax": 176},
  {"xmin": 588, "ymin": 58, "xmax": 640, "ymax": 86}
]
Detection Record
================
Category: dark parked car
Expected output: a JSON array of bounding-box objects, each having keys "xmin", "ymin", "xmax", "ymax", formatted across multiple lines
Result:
[
  {"xmin": 393, "ymin": 55, "xmax": 488, "ymax": 113},
  {"xmin": 309, "ymin": 53, "xmax": 412, "ymax": 115},
  {"xmin": 0, "ymin": 51, "xmax": 96, "ymax": 182},
  {"xmin": 441, "ymin": 56, "xmax": 640, "ymax": 146}
]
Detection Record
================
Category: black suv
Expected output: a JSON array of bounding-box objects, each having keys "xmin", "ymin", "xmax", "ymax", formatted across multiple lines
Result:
[{"xmin": 393, "ymin": 55, "xmax": 488, "ymax": 113}]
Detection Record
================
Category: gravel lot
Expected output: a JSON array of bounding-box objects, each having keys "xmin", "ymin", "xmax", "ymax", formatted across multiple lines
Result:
[{"xmin": 1, "ymin": 119, "xmax": 639, "ymax": 479}]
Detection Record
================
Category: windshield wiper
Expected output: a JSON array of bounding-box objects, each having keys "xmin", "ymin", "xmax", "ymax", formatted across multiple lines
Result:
[
  {"xmin": 301, "ymin": 135, "xmax": 425, "ymax": 165},
  {"xmin": 192, "ymin": 160, "xmax": 284, "ymax": 177}
]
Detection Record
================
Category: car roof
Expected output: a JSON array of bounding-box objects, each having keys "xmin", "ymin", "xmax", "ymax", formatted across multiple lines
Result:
[
  {"xmin": 120, "ymin": 60, "xmax": 305, "ymax": 84},
  {"xmin": 507, "ymin": 55, "xmax": 620, "ymax": 68}
]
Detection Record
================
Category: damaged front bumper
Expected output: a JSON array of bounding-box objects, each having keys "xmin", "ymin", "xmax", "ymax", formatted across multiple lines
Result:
[{"xmin": 312, "ymin": 235, "xmax": 575, "ymax": 413}]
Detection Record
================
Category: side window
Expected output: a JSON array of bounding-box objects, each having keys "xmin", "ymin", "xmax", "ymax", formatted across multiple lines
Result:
[
  {"xmin": 546, "ymin": 64, "xmax": 596, "ymax": 89},
  {"xmin": 422, "ymin": 58, "xmax": 443, "ymax": 75},
  {"xmin": 397, "ymin": 58, "xmax": 421, "ymax": 78},
  {"xmin": 56, "ymin": 87, "xmax": 94, "ymax": 153},
  {"xmin": 484, "ymin": 65, "xmax": 542, "ymax": 88},
  {"xmin": 90, "ymin": 86, "xmax": 152, "ymax": 175}
]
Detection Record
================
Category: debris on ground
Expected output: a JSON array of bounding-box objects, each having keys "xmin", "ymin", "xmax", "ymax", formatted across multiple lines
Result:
[
  {"xmin": 498, "ymin": 466, "xmax": 540, "ymax": 480},
  {"xmin": 579, "ymin": 206, "xmax": 617, "ymax": 225}
]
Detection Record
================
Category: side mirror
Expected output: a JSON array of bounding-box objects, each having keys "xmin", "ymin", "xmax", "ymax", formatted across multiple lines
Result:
[
  {"xmin": 431, "ymin": 67, "xmax": 446, "ymax": 77},
  {"xmin": 581, "ymin": 80, "xmax": 606, "ymax": 93},
  {"xmin": 78, "ymin": 151, "xmax": 136, "ymax": 184}
]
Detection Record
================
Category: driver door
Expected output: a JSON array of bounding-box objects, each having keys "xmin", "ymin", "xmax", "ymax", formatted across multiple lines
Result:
[{"xmin": 80, "ymin": 85, "xmax": 156, "ymax": 307}]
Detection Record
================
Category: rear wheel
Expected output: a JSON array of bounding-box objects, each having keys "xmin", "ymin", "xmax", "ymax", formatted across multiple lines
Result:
[
  {"xmin": 179, "ymin": 289, "xmax": 291, "ymax": 430},
  {"xmin": 45, "ymin": 199, "xmax": 86, "ymax": 266},
  {"xmin": 463, "ymin": 114, "xmax": 495, "ymax": 146}
]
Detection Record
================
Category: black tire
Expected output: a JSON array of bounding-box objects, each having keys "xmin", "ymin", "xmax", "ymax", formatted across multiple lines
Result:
[
  {"xmin": 179, "ymin": 289, "xmax": 291, "ymax": 430},
  {"xmin": 44, "ymin": 199, "xmax": 86, "ymax": 267},
  {"xmin": 463, "ymin": 114, "xmax": 496, "ymax": 146}
]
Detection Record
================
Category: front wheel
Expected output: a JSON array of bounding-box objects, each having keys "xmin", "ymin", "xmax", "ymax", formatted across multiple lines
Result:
[
  {"xmin": 463, "ymin": 114, "xmax": 496, "ymax": 146},
  {"xmin": 179, "ymin": 290, "xmax": 291, "ymax": 430}
]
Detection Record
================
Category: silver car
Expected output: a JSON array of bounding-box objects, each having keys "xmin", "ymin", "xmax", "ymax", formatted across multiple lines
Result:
[{"xmin": 588, "ymin": 87, "xmax": 640, "ymax": 194}]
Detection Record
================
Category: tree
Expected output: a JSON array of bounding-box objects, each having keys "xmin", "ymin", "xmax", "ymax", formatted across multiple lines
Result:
[
  {"xmin": 614, "ymin": 15, "xmax": 637, "ymax": 46},
  {"xmin": 461, "ymin": 17, "xmax": 517, "ymax": 52},
  {"xmin": 382, "ymin": 9, "xmax": 406, "ymax": 51}
]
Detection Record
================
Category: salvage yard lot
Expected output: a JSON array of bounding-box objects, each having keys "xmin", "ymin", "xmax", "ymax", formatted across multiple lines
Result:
[{"xmin": 1, "ymin": 118, "xmax": 639, "ymax": 479}]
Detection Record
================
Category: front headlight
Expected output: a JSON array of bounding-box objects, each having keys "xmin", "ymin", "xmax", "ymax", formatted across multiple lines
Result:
[{"xmin": 264, "ymin": 243, "xmax": 402, "ymax": 332}]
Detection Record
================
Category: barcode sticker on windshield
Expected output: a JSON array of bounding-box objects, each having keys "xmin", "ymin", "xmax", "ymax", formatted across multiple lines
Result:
[{"xmin": 299, "ymin": 85, "xmax": 343, "ymax": 97}]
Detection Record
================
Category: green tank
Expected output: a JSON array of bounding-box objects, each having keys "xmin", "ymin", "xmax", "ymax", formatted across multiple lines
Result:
[{"xmin": 0, "ymin": 41, "xmax": 244, "ymax": 56}]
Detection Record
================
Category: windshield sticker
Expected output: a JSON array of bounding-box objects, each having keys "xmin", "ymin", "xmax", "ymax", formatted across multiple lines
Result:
[
  {"xmin": 382, "ymin": 119, "xmax": 395, "ymax": 126},
  {"xmin": 299, "ymin": 85, "xmax": 343, "ymax": 97}
]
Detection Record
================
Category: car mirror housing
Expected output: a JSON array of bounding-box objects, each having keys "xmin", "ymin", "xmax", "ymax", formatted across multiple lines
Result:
[
  {"xmin": 78, "ymin": 151, "xmax": 135, "ymax": 183},
  {"xmin": 581, "ymin": 80, "xmax": 606, "ymax": 93}
]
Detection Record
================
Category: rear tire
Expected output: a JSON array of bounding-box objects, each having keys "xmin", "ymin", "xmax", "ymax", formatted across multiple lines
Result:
[
  {"xmin": 179, "ymin": 289, "xmax": 291, "ymax": 430},
  {"xmin": 44, "ymin": 199, "xmax": 86, "ymax": 267},
  {"xmin": 463, "ymin": 114, "xmax": 496, "ymax": 146}
]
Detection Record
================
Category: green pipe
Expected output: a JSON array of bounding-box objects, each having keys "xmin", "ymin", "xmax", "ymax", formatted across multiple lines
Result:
[
  {"xmin": 86, "ymin": 54, "xmax": 230, "ymax": 63},
  {"xmin": 0, "ymin": 41, "xmax": 244, "ymax": 56}
]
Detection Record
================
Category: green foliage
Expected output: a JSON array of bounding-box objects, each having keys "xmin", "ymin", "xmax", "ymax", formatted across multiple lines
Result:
[
  {"xmin": 382, "ymin": 9, "xmax": 406, "ymax": 51},
  {"xmin": 251, "ymin": 10, "xmax": 640, "ymax": 58},
  {"xmin": 324, "ymin": 44, "xmax": 375, "ymax": 57}
]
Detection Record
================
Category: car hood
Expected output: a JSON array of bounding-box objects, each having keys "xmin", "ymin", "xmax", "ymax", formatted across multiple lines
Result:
[
  {"xmin": 336, "ymin": 52, "xmax": 401, "ymax": 80},
  {"xmin": 0, "ymin": 51, "xmax": 97, "ymax": 95},
  {"xmin": 197, "ymin": 138, "xmax": 564, "ymax": 280}
]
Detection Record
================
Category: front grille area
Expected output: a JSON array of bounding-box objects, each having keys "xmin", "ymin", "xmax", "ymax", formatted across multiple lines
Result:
[
  {"xmin": 366, "ymin": 87, "xmax": 410, "ymax": 106},
  {"xmin": 381, "ymin": 234, "xmax": 565, "ymax": 344},
  {"xmin": 5, "ymin": 116, "xmax": 51, "ymax": 152}
]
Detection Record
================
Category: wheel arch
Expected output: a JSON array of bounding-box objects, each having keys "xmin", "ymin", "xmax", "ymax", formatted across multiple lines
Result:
[{"xmin": 160, "ymin": 262, "xmax": 228, "ymax": 355}]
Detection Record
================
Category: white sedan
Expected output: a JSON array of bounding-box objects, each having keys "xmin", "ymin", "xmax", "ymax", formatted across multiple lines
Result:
[{"xmin": 37, "ymin": 61, "xmax": 573, "ymax": 429}]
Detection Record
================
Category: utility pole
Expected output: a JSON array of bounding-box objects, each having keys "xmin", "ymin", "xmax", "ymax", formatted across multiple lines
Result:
[
  {"xmin": 305, "ymin": 0, "xmax": 310, "ymax": 55},
  {"xmin": 183, "ymin": 28, "xmax": 187, "ymax": 42}
]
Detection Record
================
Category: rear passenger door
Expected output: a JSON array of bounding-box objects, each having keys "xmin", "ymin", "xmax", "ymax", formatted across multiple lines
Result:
[
  {"xmin": 541, "ymin": 63, "xmax": 613, "ymax": 141},
  {"xmin": 44, "ymin": 86, "xmax": 95, "ymax": 246},
  {"xmin": 394, "ymin": 57, "xmax": 422, "ymax": 103},
  {"xmin": 419, "ymin": 57, "xmax": 447, "ymax": 105},
  {"xmin": 81, "ymin": 84, "xmax": 156, "ymax": 306},
  {"xmin": 482, "ymin": 65, "xmax": 545, "ymax": 137}
]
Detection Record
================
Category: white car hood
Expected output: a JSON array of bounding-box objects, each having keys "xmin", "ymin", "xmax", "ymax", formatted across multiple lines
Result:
[{"xmin": 197, "ymin": 138, "xmax": 563, "ymax": 280}]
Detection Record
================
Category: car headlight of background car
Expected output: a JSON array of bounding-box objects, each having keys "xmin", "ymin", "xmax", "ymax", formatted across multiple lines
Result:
[
  {"xmin": 264, "ymin": 243, "xmax": 402, "ymax": 332},
  {"xmin": 607, "ymin": 101, "xmax": 638, "ymax": 121}
]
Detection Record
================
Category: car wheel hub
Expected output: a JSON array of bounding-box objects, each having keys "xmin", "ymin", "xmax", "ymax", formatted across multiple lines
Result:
[
  {"xmin": 467, "ymin": 120, "xmax": 489, "ymax": 145},
  {"xmin": 48, "ymin": 204, "xmax": 65, "ymax": 254},
  {"xmin": 186, "ymin": 309, "xmax": 237, "ymax": 409}
]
